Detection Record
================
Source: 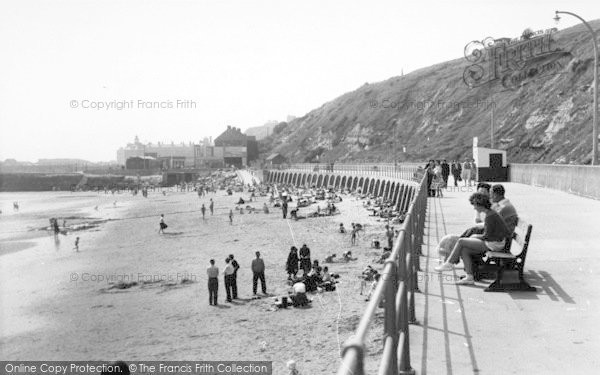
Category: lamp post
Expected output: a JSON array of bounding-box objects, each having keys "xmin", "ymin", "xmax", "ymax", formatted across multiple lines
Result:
[{"xmin": 554, "ymin": 10, "xmax": 598, "ymax": 165}]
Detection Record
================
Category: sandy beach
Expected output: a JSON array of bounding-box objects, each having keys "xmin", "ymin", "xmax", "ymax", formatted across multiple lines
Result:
[{"xmin": 0, "ymin": 187, "xmax": 393, "ymax": 374}]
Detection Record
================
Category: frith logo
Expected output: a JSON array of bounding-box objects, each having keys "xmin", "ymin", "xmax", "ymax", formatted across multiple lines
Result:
[{"xmin": 462, "ymin": 28, "xmax": 572, "ymax": 90}]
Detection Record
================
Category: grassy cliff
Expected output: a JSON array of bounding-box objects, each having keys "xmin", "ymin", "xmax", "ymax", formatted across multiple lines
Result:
[{"xmin": 260, "ymin": 21, "xmax": 600, "ymax": 164}]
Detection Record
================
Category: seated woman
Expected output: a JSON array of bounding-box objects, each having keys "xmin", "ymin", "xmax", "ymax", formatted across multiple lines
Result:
[
  {"xmin": 435, "ymin": 184, "xmax": 493, "ymax": 262},
  {"xmin": 318, "ymin": 266, "xmax": 336, "ymax": 291},
  {"xmin": 434, "ymin": 192, "xmax": 510, "ymax": 285},
  {"xmin": 304, "ymin": 260, "xmax": 323, "ymax": 292},
  {"xmin": 237, "ymin": 197, "xmax": 245, "ymax": 205}
]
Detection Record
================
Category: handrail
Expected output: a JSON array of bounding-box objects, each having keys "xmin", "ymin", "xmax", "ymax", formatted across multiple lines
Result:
[{"xmin": 337, "ymin": 170, "xmax": 427, "ymax": 375}]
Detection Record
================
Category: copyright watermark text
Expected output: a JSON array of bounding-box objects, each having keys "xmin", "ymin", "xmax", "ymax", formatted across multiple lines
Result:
[
  {"xmin": 69, "ymin": 272, "xmax": 197, "ymax": 283},
  {"xmin": 69, "ymin": 99, "xmax": 197, "ymax": 110},
  {"xmin": 369, "ymin": 98, "xmax": 495, "ymax": 111}
]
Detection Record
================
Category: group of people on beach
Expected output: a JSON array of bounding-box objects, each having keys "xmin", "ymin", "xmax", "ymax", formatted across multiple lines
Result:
[{"xmin": 206, "ymin": 252, "xmax": 267, "ymax": 305}]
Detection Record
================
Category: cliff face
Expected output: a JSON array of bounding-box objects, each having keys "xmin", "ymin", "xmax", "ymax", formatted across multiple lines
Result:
[{"xmin": 260, "ymin": 21, "xmax": 600, "ymax": 164}]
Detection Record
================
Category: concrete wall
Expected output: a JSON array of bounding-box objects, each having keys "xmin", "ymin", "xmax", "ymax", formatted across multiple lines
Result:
[{"xmin": 509, "ymin": 163, "xmax": 600, "ymax": 200}]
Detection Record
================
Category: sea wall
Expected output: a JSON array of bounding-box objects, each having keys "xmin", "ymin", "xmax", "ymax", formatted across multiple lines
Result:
[{"xmin": 509, "ymin": 163, "xmax": 600, "ymax": 200}]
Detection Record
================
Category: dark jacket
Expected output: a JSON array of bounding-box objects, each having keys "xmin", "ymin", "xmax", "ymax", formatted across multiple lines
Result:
[
  {"xmin": 231, "ymin": 259, "xmax": 240, "ymax": 275},
  {"xmin": 441, "ymin": 162, "xmax": 450, "ymax": 177},
  {"xmin": 451, "ymin": 163, "xmax": 462, "ymax": 175},
  {"xmin": 286, "ymin": 251, "xmax": 299, "ymax": 273}
]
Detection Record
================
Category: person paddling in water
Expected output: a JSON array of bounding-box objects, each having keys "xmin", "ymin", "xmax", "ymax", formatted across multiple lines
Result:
[{"xmin": 159, "ymin": 214, "xmax": 168, "ymax": 234}]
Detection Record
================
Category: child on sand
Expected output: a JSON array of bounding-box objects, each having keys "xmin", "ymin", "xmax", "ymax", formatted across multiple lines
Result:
[
  {"xmin": 73, "ymin": 237, "xmax": 80, "ymax": 252},
  {"xmin": 350, "ymin": 224, "xmax": 358, "ymax": 245},
  {"xmin": 159, "ymin": 214, "xmax": 167, "ymax": 234}
]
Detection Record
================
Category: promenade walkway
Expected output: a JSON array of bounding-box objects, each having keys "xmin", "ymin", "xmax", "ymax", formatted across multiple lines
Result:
[{"xmin": 411, "ymin": 182, "xmax": 600, "ymax": 374}]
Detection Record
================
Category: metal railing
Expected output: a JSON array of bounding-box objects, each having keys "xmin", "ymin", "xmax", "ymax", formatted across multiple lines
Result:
[{"xmin": 337, "ymin": 172, "xmax": 427, "ymax": 375}]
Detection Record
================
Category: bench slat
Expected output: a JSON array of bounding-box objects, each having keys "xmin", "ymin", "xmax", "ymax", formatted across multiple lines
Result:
[{"xmin": 486, "ymin": 251, "xmax": 516, "ymax": 259}]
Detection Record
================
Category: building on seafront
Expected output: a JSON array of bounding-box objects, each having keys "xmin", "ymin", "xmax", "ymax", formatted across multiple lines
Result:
[
  {"xmin": 117, "ymin": 128, "xmax": 259, "ymax": 170},
  {"xmin": 213, "ymin": 126, "xmax": 258, "ymax": 168}
]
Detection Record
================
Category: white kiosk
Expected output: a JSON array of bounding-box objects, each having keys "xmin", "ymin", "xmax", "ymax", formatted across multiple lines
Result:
[{"xmin": 472, "ymin": 137, "xmax": 508, "ymax": 182}]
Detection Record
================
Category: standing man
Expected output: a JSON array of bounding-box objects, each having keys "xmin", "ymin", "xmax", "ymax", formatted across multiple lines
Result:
[
  {"xmin": 223, "ymin": 257, "xmax": 234, "ymax": 302},
  {"xmin": 206, "ymin": 259, "xmax": 219, "ymax": 306},
  {"xmin": 251, "ymin": 251, "xmax": 267, "ymax": 296},
  {"xmin": 201, "ymin": 204, "xmax": 206, "ymax": 220},
  {"xmin": 209, "ymin": 199, "xmax": 214, "ymax": 215},
  {"xmin": 441, "ymin": 159, "xmax": 450, "ymax": 188},
  {"xmin": 451, "ymin": 160, "xmax": 462, "ymax": 187},
  {"xmin": 229, "ymin": 209, "xmax": 233, "ymax": 225},
  {"xmin": 229, "ymin": 254, "xmax": 240, "ymax": 299},
  {"xmin": 282, "ymin": 199, "xmax": 288, "ymax": 219},
  {"xmin": 298, "ymin": 244, "xmax": 312, "ymax": 275}
]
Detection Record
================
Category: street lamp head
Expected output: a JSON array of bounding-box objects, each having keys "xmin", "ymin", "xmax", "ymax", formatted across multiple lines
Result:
[{"xmin": 553, "ymin": 11, "xmax": 561, "ymax": 24}]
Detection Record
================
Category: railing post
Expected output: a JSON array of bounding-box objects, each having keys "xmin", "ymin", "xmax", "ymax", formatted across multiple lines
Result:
[
  {"xmin": 397, "ymin": 232, "xmax": 415, "ymax": 375},
  {"xmin": 384, "ymin": 259, "xmax": 399, "ymax": 375}
]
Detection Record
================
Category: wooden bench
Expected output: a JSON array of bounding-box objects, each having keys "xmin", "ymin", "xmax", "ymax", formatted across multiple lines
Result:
[{"xmin": 482, "ymin": 219, "xmax": 536, "ymax": 292}]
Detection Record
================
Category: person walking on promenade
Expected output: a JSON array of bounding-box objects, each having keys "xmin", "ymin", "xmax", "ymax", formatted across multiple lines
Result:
[
  {"xmin": 469, "ymin": 159, "xmax": 477, "ymax": 185},
  {"xmin": 229, "ymin": 209, "xmax": 233, "ymax": 225},
  {"xmin": 159, "ymin": 214, "xmax": 167, "ymax": 234},
  {"xmin": 251, "ymin": 251, "xmax": 267, "ymax": 295},
  {"xmin": 229, "ymin": 254, "xmax": 240, "ymax": 299},
  {"xmin": 209, "ymin": 199, "xmax": 214, "ymax": 215},
  {"xmin": 201, "ymin": 204, "xmax": 206, "ymax": 220},
  {"xmin": 425, "ymin": 160, "xmax": 436, "ymax": 197},
  {"xmin": 451, "ymin": 160, "xmax": 462, "ymax": 187},
  {"xmin": 207, "ymin": 259, "xmax": 219, "ymax": 306},
  {"xmin": 223, "ymin": 257, "xmax": 235, "ymax": 302},
  {"xmin": 286, "ymin": 246, "xmax": 299, "ymax": 280},
  {"xmin": 461, "ymin": 159, "xmax": 472, "ymax": 187},
  {"xmin": 441, "ymin": 159, "xmax": 450, "ymax": 188}
]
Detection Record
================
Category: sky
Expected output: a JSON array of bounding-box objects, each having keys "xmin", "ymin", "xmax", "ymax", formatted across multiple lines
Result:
[{"xmin": 0, "ymin": 0, "xmax": 598, "ymax": 162}]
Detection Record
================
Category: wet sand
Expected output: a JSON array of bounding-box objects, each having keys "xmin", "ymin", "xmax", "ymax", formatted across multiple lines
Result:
[{"xmin": 0, "ymin": 189, "xmax": 392, "ymax": 373}]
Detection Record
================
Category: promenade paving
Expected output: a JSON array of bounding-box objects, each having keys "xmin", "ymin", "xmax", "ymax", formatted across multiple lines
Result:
[{"xmin": 410, "ymin": 182, "xmax": 600, "ymax": 374}]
